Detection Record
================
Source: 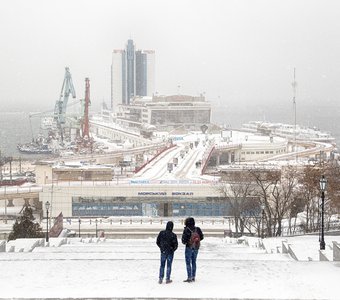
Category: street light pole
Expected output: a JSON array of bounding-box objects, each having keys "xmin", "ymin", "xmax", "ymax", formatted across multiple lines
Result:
[
  {"xmin": 78, "ymin": 217, "xmax": 81, "ymax": 238},
  {"xmin": 319, "ymin": 175, "xmax": 327, "ymax": 250},
  {"xmin": 45, "ymin": 201, "xmax": 50, "ymax": 243}
]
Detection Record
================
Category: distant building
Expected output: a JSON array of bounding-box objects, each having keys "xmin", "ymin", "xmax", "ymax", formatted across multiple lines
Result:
[
  {"xmin": 116, "ymin": 94, "xmax": 211, "ymax": 131},
  {"xmin": 111, "ymin": 39, "xmax": 155, "ymax": 110},
  {"xmin": 35, "ymin": 162, "xmax": 113, "ymax": 184}
]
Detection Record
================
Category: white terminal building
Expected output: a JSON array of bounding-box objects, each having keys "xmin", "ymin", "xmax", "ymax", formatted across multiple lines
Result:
[
  {"xmin": 35, "ymin": 127, "xmax": 335, "ymax": 219},
  {"xmin": 35, "ymin": 131, "xmax": 303, "ymax": 219},
  {"xmin": 32, "ymin": 94, "xmax": 336, "ymax": 219},
  {"xmin": 38, "ymin": 181, "xmax": 224, "ymax": 219}
]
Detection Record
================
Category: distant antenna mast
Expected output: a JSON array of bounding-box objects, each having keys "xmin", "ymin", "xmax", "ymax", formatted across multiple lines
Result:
[{"xmin": 292, "ymin": 68, "xmax": 297, "ymax": 160}]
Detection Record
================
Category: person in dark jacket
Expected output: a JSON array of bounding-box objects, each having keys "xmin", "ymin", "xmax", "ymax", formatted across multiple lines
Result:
[
  {"xmin": 181, "ymin": 217, "xmax": 204, "ymax": 282},
  {"xmin": 156, "ymin": 221, "xmax": 178, "ymax": 284}
]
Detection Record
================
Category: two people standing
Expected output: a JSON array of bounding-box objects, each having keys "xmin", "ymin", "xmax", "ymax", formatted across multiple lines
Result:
[{"xmin": 156, "ymin": 217, "xmax": 204, "ymax": 284}]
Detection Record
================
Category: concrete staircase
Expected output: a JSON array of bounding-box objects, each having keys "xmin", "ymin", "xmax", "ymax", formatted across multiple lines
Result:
[{"xmin": 0, "ymin": 237, "xmax": 338, "ymax": 299}]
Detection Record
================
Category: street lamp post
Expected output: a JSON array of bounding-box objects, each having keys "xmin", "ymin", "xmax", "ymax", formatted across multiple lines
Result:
[
  {"xmin": 319, "ymin": 175, "xmax": 327, "ymax": 250},
  {"xmin": 261, "ymin": 204, "xmax": 265, "ymax": 239},
  {"xmin": 78, "ymin": 217, "xmax": 81, "ymax": 238},
  {"xmin": 95, "ymin": 219, "xmax": 98, "ymax": 238},
  {"xmin": 45, "ymin": 201, "xmax": 50, "ymax": 243}
]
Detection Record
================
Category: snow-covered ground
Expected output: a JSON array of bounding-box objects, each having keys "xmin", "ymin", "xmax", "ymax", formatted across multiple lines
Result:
[
  {"xmin": 0, "ymin": 235, "xmax": 339, "ymax": 299},
  {"xmin": 134, "ymin": 135, "xmax": 208, "ymax": 181}
]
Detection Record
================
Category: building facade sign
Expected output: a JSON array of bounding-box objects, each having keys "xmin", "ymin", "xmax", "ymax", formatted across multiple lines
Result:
[{"xmin": 137, "ymin": 191, "xmax": 194, "ymax": 196}]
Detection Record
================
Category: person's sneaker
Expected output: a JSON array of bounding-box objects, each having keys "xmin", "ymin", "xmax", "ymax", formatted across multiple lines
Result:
[
  {"xmin": 183, "ymin": 278, "xmax": 192, "ymax": 282},
  {"xmin": 191, "ymin": 277, "xmax": 195, "ymax": 282},
  {"xmin": 158, "ymin": 278, "xmax": 163, "ymax": 284},
  {"xmin": 166, "ymin": 279, "xmax": 172, "ymax": 284}
]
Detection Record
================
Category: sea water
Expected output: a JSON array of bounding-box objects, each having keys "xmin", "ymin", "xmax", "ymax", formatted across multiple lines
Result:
[
  {"xmin": 0, "ymin": 105, "xmax": 339, "ymax": 159},
  {"xmin": 0, "ymin": 111, "xmax": 45, "ymax": 159}
]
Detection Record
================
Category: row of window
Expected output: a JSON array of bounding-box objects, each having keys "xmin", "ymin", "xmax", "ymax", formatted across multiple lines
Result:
[
  {"xmin": 150, "ymin": 110, "xmax": 210, "ymax": 125},
  {"xmin": 241, "ymin": 149, "xmax": 286, "ymax": 155},
  {"xmin": 71, "ymin": 200, "xmax": 235, "ymax": 217},
  {"xmin": 172, "ymin": 202, "xmax": 231, "ymax": 217}
]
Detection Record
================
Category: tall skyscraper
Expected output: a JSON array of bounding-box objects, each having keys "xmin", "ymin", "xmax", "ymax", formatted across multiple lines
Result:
[
  {"xmin": 126, "ymin": 39, "xmax": 135, "ymax": 104},
  {"xmin": 111, "ymin": 40, "xmax": 155, "ymax": 111},
  {"xmin": 135, "ymin": 50, "xmax": 147, "ymax": 97}
]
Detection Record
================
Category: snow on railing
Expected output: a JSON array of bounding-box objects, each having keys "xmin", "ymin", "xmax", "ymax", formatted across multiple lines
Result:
[
  {"xmin": 42, "ymin": 216, "xmax": 235, "ymax": 227},
  {"xmin": 134, "ymin": 143, "xmax": 176, "ymax": 174},
  {"xmin": 0, "ymin": 186, "xmax": 42, "ymax": 196}
]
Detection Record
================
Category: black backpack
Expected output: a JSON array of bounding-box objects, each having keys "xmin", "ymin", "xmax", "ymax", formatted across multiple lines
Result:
[{"xmin": 188, "ymin": 227, "xmax": 200, "ymax": 248}]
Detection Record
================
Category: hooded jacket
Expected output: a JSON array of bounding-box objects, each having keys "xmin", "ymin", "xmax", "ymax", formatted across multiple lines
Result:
[
  {"xmin": 156, "ymin": 221, "xmax": 178, "ymax": 254},
  {"xmin": 181, "ymin": 217, "xmax": 204, "ymax": 249}
]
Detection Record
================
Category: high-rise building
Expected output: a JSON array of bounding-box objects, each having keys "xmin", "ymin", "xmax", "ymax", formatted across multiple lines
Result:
[
  {"xmin": 135, "ymin": 50, "xmax": 147, "ymax": 97},
  {"xmin": 126, "ymin": 39, "xmax": 135, "ymax": 105},
  {"xmin": 111, "ymin": 40, "xmax": 155, "ymax": 111},
  {"xmin": 111, "ymin": 50, "xmax": 124, "ymax": 110},
  {"xmin": 144, "ymin": 50, "xmax": 155, "ymax": 99}
]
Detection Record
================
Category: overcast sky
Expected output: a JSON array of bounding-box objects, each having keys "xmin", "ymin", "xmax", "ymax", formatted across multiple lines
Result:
[{"xmin": 1, "ymin": 0, "xmax": 340, "ymax": 113}]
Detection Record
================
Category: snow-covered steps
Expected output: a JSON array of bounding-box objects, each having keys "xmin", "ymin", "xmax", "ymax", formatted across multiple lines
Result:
[
  {"xmin": 0, "ymin": 237, "xmax": 338, "ymax": 299},
  {"xmin": 0, "ymin": 237, "xmax": 288, "ymax": 262}
]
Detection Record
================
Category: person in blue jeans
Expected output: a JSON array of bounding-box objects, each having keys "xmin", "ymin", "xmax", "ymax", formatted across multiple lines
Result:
[
  {"xmin": 181, "ymin": 217, "xmax": 204, "ymax": 283},
  {"xmin": 156, "ymin": 221, "xmax": 178, "ymax": 284}
]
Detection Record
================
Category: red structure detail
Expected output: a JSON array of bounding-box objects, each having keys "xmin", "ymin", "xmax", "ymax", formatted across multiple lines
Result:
[
  {"xmin": 134, "ymin": 144, "xmax": 176, "ymax": 174},
  {"xmin": 201, "ymin": 146, "xmax": 215, "ymax": 175},
  {"xmin": 82, "ymin": 78, "xmax": 90, "ymax": 138}
]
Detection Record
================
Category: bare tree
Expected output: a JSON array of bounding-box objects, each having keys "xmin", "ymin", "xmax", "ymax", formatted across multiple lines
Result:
[
  {"xmin": 298, "ymin": 164, "xmax": 322, "ymax": 233},
  {"xmin": 248, "ymin": 167, "xmax": 281, "ymax": 237},
  {"xmin": 324, "ymin": 161, "xmax": 340, "ymax": 213},
  {"xmin": 270, "ymin": 166, "xmax": 298, "ymax": 236},
  {"xmin": 240, "ymin": 196, "xmax": 262, "ymax": 236},
  {"xmin": 218, "ymin": 171, "xmax": 257, "ymax": 236},
  {"xmin": 320, "ymin": 161, "xmax": 340, "ymax": 230},
  {"xmin": 287, "ymin": 195, "xmax": 305, "ymax": 235},
  {"xmin": 218, "ymin": 160, "xmax": 340, "ymax": 238}
]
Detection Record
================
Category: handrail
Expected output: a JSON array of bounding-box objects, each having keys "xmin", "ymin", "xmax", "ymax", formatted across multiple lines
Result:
[{"xmin": 0, "ymin": 186, "xmax": 43, "ymax": 196}]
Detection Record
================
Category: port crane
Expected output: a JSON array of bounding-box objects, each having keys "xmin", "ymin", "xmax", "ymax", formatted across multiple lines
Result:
[
  {"xmin": 54, "ymin": 67, "xmax": 76, "ymax": 142},
  {"xmin": 75, "ymin": 77, "xmax": 94, "ymax": 152},
  {"xmin": 81, "ymin": 78, "xmax": 90, "ymax": 138},
  {"xmin": 17, "ymin": 67, "xmax": 93, "ymax": 155}
]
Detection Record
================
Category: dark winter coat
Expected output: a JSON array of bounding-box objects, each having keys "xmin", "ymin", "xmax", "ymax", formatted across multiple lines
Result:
[
  {"xmin": 156, "ymin": 221, "xmax": 178, "ymax": 255},
  {"xmin": 181, "ymin": 217, "xmax": 204, "ymax": 249}
]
